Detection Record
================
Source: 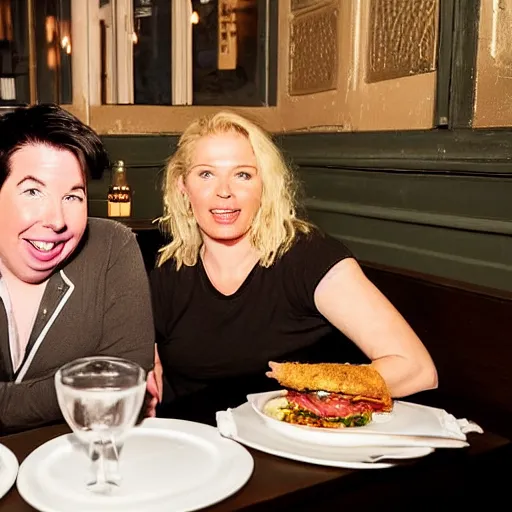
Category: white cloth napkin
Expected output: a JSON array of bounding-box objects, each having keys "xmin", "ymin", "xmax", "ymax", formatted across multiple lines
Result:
[
  {"xmin": 217, "ymin": 409, "xmax": 239, "ymax": 438},
  {"xmin": 444, "ymin": 415, "xmax": 483, "ymax": 436},
  {"xmin": 215, "ymin": 409, "xmax": 238, "ymax": 439}
]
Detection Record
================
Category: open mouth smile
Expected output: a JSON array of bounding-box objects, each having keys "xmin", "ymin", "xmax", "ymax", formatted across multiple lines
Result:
[
  {"xmin": 27, "ymin": 240, "xmax": 59, "ymax": 252},
  {"xmin": 24, "ymin": 238, "xmax": 67, "ymax": 264},
  {"xmin": 210, "ymin": 209, "xmax": 241, "ymax": 224}
]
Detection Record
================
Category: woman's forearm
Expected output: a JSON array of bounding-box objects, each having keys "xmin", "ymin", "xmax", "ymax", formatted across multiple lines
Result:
[{"xmin": 371, "ymin": 354, "xmax": 438, "ymax": 398}]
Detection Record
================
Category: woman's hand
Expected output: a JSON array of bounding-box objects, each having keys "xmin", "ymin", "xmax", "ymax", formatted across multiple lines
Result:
[
  {"xmin": 145, "ymin": 346, "xmax": 163, "ymax": 417},
  {"xmin": 314, "ymin": 258, "xmax": 438, "ymax": 397}
]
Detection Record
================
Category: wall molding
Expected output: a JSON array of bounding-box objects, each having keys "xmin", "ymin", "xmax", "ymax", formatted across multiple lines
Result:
[
  {"xmin": 324, "ymin": 231, "xmax": 512, "ymax": 292},
  {"xmin": 305, "ymin": 198, "xmax": 512, "ymax": 236},
  {"xmin": 102, "ymin": 129, "xmax": 512, "ymax": 177},
  {"xmin": 339, "ymin": 234, "xmax": 512, "ymax": 274},
  {"xmin": 278, "ymin": 130, "xmax": 512, "ymax": 175}
]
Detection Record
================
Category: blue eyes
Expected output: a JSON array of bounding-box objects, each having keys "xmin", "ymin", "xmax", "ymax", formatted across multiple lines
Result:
[{"xmin": 198, "ymin": 171, "xmax": 252, "ymax": 180}]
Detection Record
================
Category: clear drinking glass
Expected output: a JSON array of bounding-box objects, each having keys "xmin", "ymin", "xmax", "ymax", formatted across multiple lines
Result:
[{"xmin": 55, "ymin": 356, "xmax": 146, "ymax": 494}]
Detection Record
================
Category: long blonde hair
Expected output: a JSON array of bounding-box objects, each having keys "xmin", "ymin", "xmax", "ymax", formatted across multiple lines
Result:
[{"xmin": 157, "ymin": 111, "xmax": 311, "ymax": 268}]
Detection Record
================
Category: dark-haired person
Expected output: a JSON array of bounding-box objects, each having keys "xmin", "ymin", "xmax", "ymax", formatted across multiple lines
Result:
[{"xmin": 0, "ymin": 104, "xmax": 158, "ymax": 434}]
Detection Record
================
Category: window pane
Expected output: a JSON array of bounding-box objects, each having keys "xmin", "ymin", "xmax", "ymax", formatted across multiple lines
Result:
[
  {"xmin": 34, "ymin": 0, "xmax": 72, "ymax": 104},
  {"xmin": 97, "ymin": 0, "xmax": 272, "ymax": 106},
  {"xmin": 0, "ymin": 0, "xmax": 30, "ymax": 105},
  {"xmin": 133, "ymin": 0, "xmax": 171, "ymax": 104},
  {"xmin": 191, "ymin": 0, "xmax": 260, "ymax": 106}
]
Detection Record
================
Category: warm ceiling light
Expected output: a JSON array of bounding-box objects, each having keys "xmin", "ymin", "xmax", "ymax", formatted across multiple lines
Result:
[{"xmin": 191, "ymin": 11, "xmax": 199, "ymax": 24}]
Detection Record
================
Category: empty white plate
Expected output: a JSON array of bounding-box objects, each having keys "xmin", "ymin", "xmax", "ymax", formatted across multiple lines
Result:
[
  {"xmin": 17, "ymin": 418, "xmax": 253, "ymax": 512},
  {"xmin": 0, "ymin": 443, "xmax": 19, "ymax": 499}
]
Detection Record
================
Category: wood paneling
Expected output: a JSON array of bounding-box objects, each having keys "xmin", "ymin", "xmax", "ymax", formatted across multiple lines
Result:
[{"xmin": 363, "ymin": 263, "xmax": 512, "ymax": 439}]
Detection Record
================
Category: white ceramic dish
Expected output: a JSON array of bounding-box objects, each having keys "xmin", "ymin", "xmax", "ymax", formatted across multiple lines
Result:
[
  {"xmin": 17, "ymin": 418, "xmax": 253, "ymax": 512},
  {"xmin": 247, "ymin": 391, "xmax": 470, "ymax": 448},
  {"xmin": 0, "ymin": 443, "xmax": 19, "ymax": 500},
  {"xmin": 216, "ymin": 401, "xmax": 435, "ymax": 469}
]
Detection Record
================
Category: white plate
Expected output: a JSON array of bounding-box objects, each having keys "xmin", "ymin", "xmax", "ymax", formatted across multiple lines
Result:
[
  {"xmin": 17, "ymin": 418, "xmax": 253, "ymax": 512},
  {"xmin": 247, "ymin": 391, "xmax": 470, "ymax": 448},
  {"xmin": 217, "ymin": 402, "xmax": 435, "ymax": 469},
  {"xmin": 0, "ymin": 443, "xmax": 19, "ymax": 499}
]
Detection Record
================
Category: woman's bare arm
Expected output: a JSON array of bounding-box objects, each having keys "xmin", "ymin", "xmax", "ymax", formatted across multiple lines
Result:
[{"xmin": 314, "ymin": 258, "xmax": 438, "ymax": 397}]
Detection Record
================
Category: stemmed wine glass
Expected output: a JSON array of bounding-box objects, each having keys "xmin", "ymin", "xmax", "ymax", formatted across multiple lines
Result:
[{"xmin": 55, "ymin": 356, "xmax": 146, "ymax": 494}]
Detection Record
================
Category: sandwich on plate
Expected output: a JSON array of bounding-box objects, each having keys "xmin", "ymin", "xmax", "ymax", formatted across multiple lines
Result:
[{"xmin": 264, "ymin": 361, "xmax": 393, "ymax": 428}]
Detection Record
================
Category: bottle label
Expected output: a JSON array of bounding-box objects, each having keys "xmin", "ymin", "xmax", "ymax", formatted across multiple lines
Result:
[{"xmin": 108, "ymin": 186, "xmax": 132, "ymax": 217}]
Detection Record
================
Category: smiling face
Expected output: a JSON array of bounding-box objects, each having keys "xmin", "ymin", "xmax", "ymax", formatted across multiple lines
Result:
[
  {"xmin": 180, "ymin": 132, "xmax": 263, "ymax": 245},
  {"xmin": 0, "ymin": 144, "xmax": 87, "ymax": 284}
]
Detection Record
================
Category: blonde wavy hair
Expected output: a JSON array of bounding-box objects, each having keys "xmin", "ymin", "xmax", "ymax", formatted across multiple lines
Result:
[{"xmin": 157, "ymin": 111, "xmax": 311, "ymax": 269}]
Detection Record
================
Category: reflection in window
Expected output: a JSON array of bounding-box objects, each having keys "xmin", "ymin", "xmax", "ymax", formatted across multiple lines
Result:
[
  {"xmin": 191, "ymin": 0, "xmax": 259, "ymax": 106},
  {"xmin": 99, "ymin": 0, "xmax": 274, "ymax": 106},
  {"xmin": 35, "ymin": 0, "xmax": 72, "ymax": 104},
  {"xmin": 0, "ymin": 0, "xmax": 29, "ymax": 105},
  {"xmin": 133, "ymin": 0, "xmax": 171, "ymax": 104},
  {"xmin": 0, "ymin": 0, "xmax": 71, "ymax": 107}
]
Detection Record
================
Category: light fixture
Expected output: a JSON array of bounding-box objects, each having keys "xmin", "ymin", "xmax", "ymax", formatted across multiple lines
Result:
[{"xmin": 60, "ymin": 35, "xmax": 71, "ymax": 54}]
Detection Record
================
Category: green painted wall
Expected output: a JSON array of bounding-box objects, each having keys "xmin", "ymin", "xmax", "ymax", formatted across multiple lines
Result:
[{"xmin": 96, "ymin": 130, "xmax": 512, "ymax": 292}]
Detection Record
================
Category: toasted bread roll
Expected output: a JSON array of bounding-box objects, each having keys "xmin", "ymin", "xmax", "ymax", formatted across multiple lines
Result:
[{"xmin": 266, "ymin": 361, "xmax": 392, "ymax": 410}]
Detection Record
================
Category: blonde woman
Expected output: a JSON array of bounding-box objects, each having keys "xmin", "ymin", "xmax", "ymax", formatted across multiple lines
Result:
[{"xmin": 150, "ymin": 112, "xmax": 437, "ymax": 423}]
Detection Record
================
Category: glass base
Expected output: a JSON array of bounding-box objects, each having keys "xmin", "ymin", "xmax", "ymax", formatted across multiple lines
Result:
[
  {"xmin": 87, "ymin": 478, "xmax": 121, "ymax": 494},
  {"xmin": 87, "ymin": 439, "xmax": 122, "ymax": 494}
]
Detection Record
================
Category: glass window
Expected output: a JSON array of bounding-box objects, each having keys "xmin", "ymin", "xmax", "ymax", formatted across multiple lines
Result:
[
  {"xmin": 35, "ymin": 0, "xmax": 72, "ymax": 104},
  {"xmin": 96, "ymin": 0, "xmax": 276, "ymax": 106},
  {"xmin": 0, "ymin": 0, "xmax": 30, "ymax": 106},
  {"xmin": 132, "ymin": 0, "xmax": 171, "ymax": 105},
  {"xmin": 191, "ymin": 0, "xmax": 261, "ymax": 106},
  {"xmin": 1, "ymin": 0, "xmax": 276, "ymax": 112},
  {"xmin": 0, "ymin": 0, "xmax": 71, "ymax": 107}
]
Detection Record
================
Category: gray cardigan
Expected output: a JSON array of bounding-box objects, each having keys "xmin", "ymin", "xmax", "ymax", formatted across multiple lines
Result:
[{"xmin": 0, "ymin": 218, "xmax": 154, "ymax": 434}]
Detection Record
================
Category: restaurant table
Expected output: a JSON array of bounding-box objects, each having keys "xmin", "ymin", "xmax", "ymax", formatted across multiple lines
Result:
[{"xmin": 1, "ymin": 422, "xmax": 509, "ymax": 511}]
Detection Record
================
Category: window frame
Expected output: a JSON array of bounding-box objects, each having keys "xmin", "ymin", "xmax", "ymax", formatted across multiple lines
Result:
[{"xmin": 59, "ymin": 0, "xmax": 279, "ymax": 133}]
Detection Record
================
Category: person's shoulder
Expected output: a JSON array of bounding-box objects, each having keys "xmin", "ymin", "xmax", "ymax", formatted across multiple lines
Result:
[
  {"xmin": 74, "ymin": 218, "xmax": 138, "ymax": 267},
  {"xmin": 62, "ymin": 219, "xmax": 136, "ymax": 276},
  {"xmin": 149, "ymin": 256, "xmax": 186, "ymax": 283},
  {"xmin": 151, "ymin": 257, "xmax": 175, "ymax": 275},
  {"xmin": 86, "ymin": 217, "xmax": 135, "ymax": 246}
]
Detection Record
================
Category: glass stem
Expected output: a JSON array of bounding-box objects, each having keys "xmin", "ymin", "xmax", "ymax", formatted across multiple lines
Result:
[{"xmin": 88, "ymin": 436, "xmax": 121, "ymax": 493}]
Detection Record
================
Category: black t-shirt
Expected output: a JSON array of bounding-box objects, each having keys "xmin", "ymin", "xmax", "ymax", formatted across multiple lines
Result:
[{"xmin": 150, "ymin": 230, "xmax": 368, "ymax": 424}]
